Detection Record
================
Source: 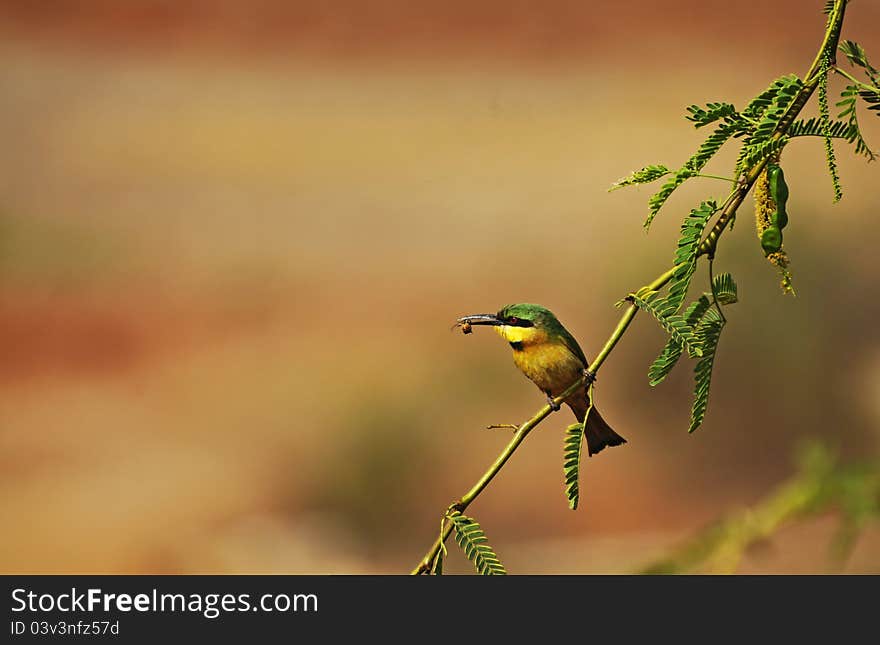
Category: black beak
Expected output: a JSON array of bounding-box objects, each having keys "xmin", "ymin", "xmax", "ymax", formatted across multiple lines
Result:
[{"xmin": 457, "ymin": 314, "xmax": 503, "ymax": 327}]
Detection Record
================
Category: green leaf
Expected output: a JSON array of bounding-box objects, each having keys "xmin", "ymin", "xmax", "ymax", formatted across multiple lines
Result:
[
  {"xmin": 835, "ymin": 88, "xmax": 875, "ymax": 160},
  {"xmin": 631, "ymin": 287, "xmax": 703, "ymax": 357},
  {"xmin": 667, "ymin": 201, "xmax": 718, "ymax": 312},
  {"xmin": 686, "ymin": 102, "xmax": 737, "ymax": 128},
  {"xmin": 609, "ymin": 165, "xmax": 671, "ymax": 191},
  {"xmin": 648, "ymin": 295, "xmax": 711, "ymax": 386},
  {"xmin": 563, "ymin": 392, "xmax": 592, "ymax": 511},
  {"xmin": 689, "ymin": 309, "xmax": 725, "ymax": 433},
  {"xmin": 448, "ymin": 511, "xmax": 507, "ymax": 575},
  {"xmin": 686, "ymin": 121, "xmax": 744, "ymax": 173},
  {"xmin": 861, "ymin": 87, "xmax": 880, "ymax": 116},
  {"xmin": 790, "ymin": 116, "xmax": 855, "ymax": 140},
  {"xmin": 739, "ymin": 135, "xmax": 791, "ymax": 172},
  {"xmin": 839, "ymin": 40, "xmax": 879, "ymax": 85},
  {"xmin": 711, "ymin": 272, "xmax": 738, "ymax": 305},
  {"xmin": 735, "ymin": 75, "xmax": 802, "ymax": 174},
  {"xmin": 741, "ymin": 74, "xmax": 801, "ymax": 121}
]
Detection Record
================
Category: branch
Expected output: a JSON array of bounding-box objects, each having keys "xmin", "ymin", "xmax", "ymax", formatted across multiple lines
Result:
[
  {"xmin": 639, "ymin": 441, "xmax": 880, "ymax": 574},
  {"xmin": 411, "ymin": 0, "xmax": 850, "ymax": 575}
]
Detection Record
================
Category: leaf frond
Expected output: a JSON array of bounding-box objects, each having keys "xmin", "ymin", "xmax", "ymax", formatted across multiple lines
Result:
[
  {"xmin": 739, "ymin": 136, "xmax": 791, "ymax": 172},
  {"xmin": 648, "ymin": 295, "xmax": 711, "ymax": 386},
  {"xmin": 631, "ymin": 287, "xmax": 702, "ymax": 357},
  {"xmin": 449, "ymin": 511, "xmax": 507, "ymax": 575},
  {"xmin": 839, "ymin": 39, "xmax": 879, "ymax": 84},
  {"xmin": 563, "ymin": 414, "xmax": 588, "ymax": 511},
  {"xmin": 645, "ymin": 169, "xmax": 695, "ymax": 228},
  {"xmin": 689, "ymin": 308, "xmax": 725, "ymax": 433},
  {"xmin": 686, "ymin": 102, "xmax": 737, "ymax": 128},
  {"xmin": 833, "ymin": 87, "xmax": 876, "ymax": 160},
  {"xmin": 667, "ymin": 201, "xmax": 718, "ymax": 312},
  {"xmin": 711, "ymin": 272, "xmax": 738, "ymax": 305},
  {"xmin": 860, "ymin": 87, "xmax": 880, "ymax": 116},
  {"xmin": 609, "ymin": 164, "xmax": 671, "ymax": 191},
  {"xmin": 735, "ymin": 75, "xmax": 802, "ymax": 174}
]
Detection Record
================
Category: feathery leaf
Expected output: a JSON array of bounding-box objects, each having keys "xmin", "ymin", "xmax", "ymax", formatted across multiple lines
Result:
[
  {"xmin": 790, "ymin": 117, "xmax": 856, "ymax": 140},
  {"xmin": 839, "ymin": 40, "xmax": 879, "ymax": 84},
  {"xmin": 739, "ymin": 136, "xmax": 791, "ymax": 172},
  {"xmin": 646, "ymin": 169, "xmax": 695, "ymax": 228},
  {"xmin": 861, "ymin": 87, "xmax": 880, "ymax": 116},
  {"xmin": 736, "ymin": 75, "xmax": 802, "ymax": 174},
  {"xmin": 648, "ymin": 295, "xmax": 711, "ymax": 386},
  {"xmin": 686, "ymin": 102, "xmax": 737, "ymax": 128},
  {"xmin": 667, "ymin": 201, "xmax": 718, "ymax": 312},
  {"xmin": 564, "ymin": 414, "xmax": 589, "ymax": 511},
  {"xmin": 711, "ymin": 272, "xmax": 738, "ymax": 305},
  {"xmin": 689, "ymin": 309, "xmax": 725, "ymax": 433},
  {"xmin": 833, "ymin": 87, "xmax": 874, "ymax": 160},
  {"xmin": 449, "ymin": 511, "xmax": 507, "ymax": 575},
  {"xmin": 631, "ymin": 287, "xmax": 703, "ymax": 357},
  {"xmin": 609, "ymin": 164, "xmax": 671, "ymax": 191},
  {"xmin": 832, "ymin": 85, "xmax": 876, "ymax": 161}
]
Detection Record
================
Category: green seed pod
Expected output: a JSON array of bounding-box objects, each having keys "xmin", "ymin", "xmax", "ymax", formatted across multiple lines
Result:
[
  {"xmin": 768, "ymin": 164, "xmax": 789, "ymax": 229},
  {"xmin": 761, "ymin": 226, "xmax": 783, "ymax": 254},
  {"xmin": 771, "ymin": 208, "xmax": 788, "ymax": 229}
]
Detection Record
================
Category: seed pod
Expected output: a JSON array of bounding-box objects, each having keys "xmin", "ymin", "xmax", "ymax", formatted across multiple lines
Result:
[
  {"xmin": 768, "ymin": 164, "xmax": 789, "ymax": 230},
  {"xmin": 761, "ymin": 226, "xmax": 783, "ymax": 254},
  {"xmin": 771, "ymin": 208, "xmax": 788, "ymax": 229}
]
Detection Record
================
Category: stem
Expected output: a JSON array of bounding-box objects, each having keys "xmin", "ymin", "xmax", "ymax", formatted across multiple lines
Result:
[
  {"xmin": 695, "ymin": 173, "xmax": 736, "ymax": 183},
  {"xmin": 412, "ymin": 0, "xmax": 850, "ymax": 575},
  {"xmin": 833, "ymin": 66, "xmax": 880, "ymax": 92}
]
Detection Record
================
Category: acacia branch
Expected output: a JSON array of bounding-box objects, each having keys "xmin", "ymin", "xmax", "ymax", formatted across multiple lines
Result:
[{"xmin": 412, "ymin": 0, "xmax": 849, "ymax": 576}]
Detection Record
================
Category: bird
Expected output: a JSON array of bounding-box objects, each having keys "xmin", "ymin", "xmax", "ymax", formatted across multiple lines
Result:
[{"xmin": 456, "ymin": 303, "xmax": 626, "ymax": 456}]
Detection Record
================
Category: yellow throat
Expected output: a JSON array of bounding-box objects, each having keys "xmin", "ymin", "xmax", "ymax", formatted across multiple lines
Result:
[{"xmin": 493, "ymin": 324, "xmax": 547, "ymax": 346}]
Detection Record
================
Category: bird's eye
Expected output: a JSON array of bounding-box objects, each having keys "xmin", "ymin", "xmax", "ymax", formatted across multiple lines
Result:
[{"xmin": 508, "ymin": 317, "xmax": 520, "ymax": 325}]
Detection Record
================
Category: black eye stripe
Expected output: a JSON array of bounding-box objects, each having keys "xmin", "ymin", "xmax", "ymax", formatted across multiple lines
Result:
[{"xmin": 506, "ymin": 317, "xmax": 534, "ymax": 328}]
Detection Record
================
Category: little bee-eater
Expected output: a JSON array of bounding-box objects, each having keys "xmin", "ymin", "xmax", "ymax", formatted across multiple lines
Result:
[{"xmin": 457, "ymin": 303, "xmax": 626, "ymax": 456}]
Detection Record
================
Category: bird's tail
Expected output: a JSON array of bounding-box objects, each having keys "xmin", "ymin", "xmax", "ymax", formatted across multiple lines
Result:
[{"xmin": 569, "ymin": 399, "xmax": 626, "ymax": 457}]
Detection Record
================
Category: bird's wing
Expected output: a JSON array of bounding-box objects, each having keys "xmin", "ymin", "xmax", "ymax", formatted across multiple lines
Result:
[{"xmin": 558, "ymin": 328, "xmax": 590, "ymax": 369}]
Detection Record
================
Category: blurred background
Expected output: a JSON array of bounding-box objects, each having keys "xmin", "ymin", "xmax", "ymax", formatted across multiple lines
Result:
[{"xmin": 0, "ymin": 0, "xmax": 878, "ymax": 574}]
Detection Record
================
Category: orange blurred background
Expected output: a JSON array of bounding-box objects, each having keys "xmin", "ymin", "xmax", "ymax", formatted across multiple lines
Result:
[{"xmin": 0, "ymin": 1, "xmax": 878, "ymax": 573}]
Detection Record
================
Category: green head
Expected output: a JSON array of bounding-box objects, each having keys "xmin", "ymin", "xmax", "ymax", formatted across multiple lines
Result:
[
  {"xmin": 457, "ymin": 303, "xmax": 567, "ymax": 336},
  {"xmin": 495, "ymin": 303, "xmax": 561, "ymax": 330}
]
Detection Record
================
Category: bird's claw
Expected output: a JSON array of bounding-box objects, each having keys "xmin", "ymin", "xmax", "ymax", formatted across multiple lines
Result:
[
  {"xmin": 583, "ymin": 368, "xmax": 597, "ymax": 385},
  {"xmin": 546, "ymin": 393, "xmax": 561, "ymax": 412}
]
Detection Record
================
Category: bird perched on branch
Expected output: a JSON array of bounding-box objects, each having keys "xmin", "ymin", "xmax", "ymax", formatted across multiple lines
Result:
[{"xmin": 456, "ymin": 303, "xmax": 625, "ymax": 456}]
